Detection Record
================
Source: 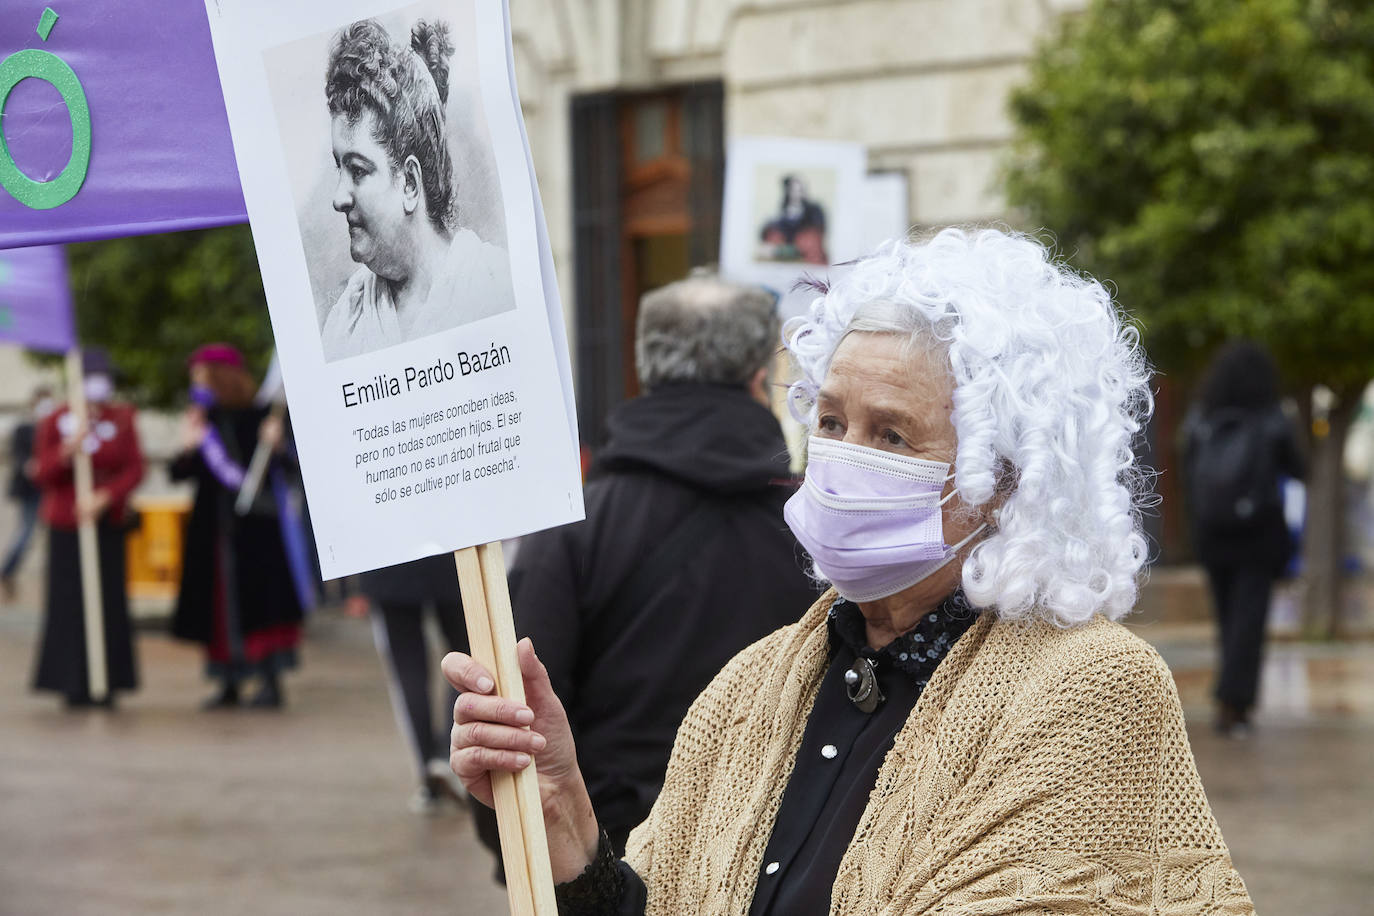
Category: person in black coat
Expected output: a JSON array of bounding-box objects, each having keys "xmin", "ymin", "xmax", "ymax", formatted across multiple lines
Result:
[
  {"xmin": 1182, "ymin": 340, "xmax": 1305, "ymax": 735},
  {"xmin": 170, "ymin": 344, "xmax": 306, "ymax": 709},
  {"xmin": 506, "ymin": 273, "xmax": 821, "ymax": 856},
  {"xmin": 346, "ymin": 554, "xmax": 471, "ymax": 814},
  {"xmin": 2, "ymin": 387, "xmax": 54, "ymax": 601}
]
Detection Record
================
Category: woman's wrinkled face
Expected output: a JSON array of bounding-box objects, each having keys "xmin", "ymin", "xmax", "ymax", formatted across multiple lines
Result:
[
  {"xmin": 331, "ymin": 111, "xmax": 408, "ymax": 280},
  {"xmin": 815, "ymin": 332, "xmax": 982, "ymax": 548}
]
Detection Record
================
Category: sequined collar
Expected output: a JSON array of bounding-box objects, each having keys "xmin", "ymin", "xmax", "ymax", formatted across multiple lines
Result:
[{"xmin": 827, "ymin": 590, "xmax": 979, "ymax": 686}]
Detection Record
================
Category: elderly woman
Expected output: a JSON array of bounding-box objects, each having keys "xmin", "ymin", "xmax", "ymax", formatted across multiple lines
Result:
[
  {"xmin": 444, "ymin": 228, "xmax": 1254, "ymax": 914},
  {"xmin": 321, "ymin": 17, "xmax": 512, "ymax": 360}
]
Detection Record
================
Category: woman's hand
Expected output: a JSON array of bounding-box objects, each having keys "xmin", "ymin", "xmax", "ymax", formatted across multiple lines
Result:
[
  {"xmin": 443, "ymin": 638, "xmax": 600, "ymax": 883},
  {"xmin": 76, "ymin": 487, "xmax": 111, "ymax": 523},
  {"xmin": 180, "ymin": 408, "xmax": 207, "ymax": 451},
  {"xmin": 259, "ymin": 413, "xmax": 284, "ymax": 452}
]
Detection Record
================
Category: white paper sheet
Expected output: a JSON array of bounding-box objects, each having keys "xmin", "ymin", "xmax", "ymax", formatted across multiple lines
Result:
[{"xmin": 204, "ymin": 0, "xmax": 583, "ymax": 578}]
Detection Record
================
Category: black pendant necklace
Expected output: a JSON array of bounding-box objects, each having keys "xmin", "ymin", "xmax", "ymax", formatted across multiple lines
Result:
[{"xmin": 843, "ymin": 657, "xmax": 884, "ymax": 713}]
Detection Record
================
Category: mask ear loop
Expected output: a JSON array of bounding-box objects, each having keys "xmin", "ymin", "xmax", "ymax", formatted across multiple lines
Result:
[
  {"xmin": 937, "ymin": 468, "xmax": 958, "ymax": 506},
  {"xmin": 948, "ymin": 522, "xmax": 987, "ymax": 554}
]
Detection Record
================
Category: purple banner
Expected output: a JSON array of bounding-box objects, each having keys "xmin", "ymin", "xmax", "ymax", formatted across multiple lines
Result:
[
  {"xmin": 0, "ymin": 245, "xmax": 75, "ymax": 353},
  {"xmin": 0, "ymin": 3, "xmax": 246, "ymax": 250}
]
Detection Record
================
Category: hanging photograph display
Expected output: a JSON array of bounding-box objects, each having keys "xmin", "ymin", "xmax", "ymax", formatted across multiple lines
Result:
[{"xmin": 719, "ymin": 136, "xmax": 867, "ymax": 318}]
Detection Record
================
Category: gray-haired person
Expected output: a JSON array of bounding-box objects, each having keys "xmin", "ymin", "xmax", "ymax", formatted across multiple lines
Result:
[{"xmin": 495, "ymin": 274, "xmax": 820, "ymax": 858}]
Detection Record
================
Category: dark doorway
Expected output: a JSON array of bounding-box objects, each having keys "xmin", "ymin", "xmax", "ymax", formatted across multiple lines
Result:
[{"xmin": 571, "ymin": 82, "xmax": 725, "ymax": 451}]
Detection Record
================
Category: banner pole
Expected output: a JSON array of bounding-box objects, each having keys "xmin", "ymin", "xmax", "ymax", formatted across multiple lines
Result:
[
  {"xmin": 64, "ymin": 348, "xmax": 108, "ymax": 701},
  {"xmin": 455, "ymin": 545, "xmax": 556, "ymax": 916}
]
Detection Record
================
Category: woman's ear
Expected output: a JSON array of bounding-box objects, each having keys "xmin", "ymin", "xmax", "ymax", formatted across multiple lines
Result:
[{"xmin": 402, "ymin": 155, "xmax": 423, "ymax": 215}]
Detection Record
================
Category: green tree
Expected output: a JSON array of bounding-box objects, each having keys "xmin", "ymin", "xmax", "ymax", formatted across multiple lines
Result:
[
  {"xmin": 1006, "ymin": 0, "xmax": 1374, "ymax": 633},
  {"xmin": 64, "ymin": 226, "xmax": 274, "ymax": 407}
]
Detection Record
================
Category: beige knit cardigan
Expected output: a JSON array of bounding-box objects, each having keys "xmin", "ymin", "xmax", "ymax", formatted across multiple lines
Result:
[{"xmin": 624, "ymin": 590, "xmax": 1254, "ymax": 914}]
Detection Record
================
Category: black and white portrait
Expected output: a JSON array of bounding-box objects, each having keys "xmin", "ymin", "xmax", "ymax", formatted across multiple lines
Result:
[
  {"xmin": 263, "ymin": 1, "xmax": 515, "ymax": 363},
  {"xmin": 752, "ymin": 166, "xmax": 835, "ymax": 266}
]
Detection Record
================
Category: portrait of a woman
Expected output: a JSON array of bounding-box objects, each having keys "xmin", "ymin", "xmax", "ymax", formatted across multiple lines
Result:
[{"xmin": 320, "ymin": 17, "xmax": 514, "ymax": 361}]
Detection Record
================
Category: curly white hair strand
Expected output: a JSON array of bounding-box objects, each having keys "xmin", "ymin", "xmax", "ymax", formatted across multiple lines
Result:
[{"xmin": 784, "ymin": 227, "xmax": 1154, "ymax": 626}]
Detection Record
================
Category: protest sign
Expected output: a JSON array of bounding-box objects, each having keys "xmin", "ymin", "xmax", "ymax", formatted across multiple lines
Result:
[
  {"xmin": 719, "ymin": 136, "xmax": 867, "ymax": 318},
  {"xmin": 0, "ymin": 244, "xmax": 75, "ymax": 352},
  {"xmin": 206, "ymin": 2, "xmax": 579, "ymax": 908},
  {"xmin": 861, "ymin": 171, "xmax": 912, "ymax": 253},
  {"xmin": 203, "ymin": 0, "xmax": 584, "ymax": 582},
  {"xmin": 0, "ymin": 3, "xmax": 245, "ymax": 249}
]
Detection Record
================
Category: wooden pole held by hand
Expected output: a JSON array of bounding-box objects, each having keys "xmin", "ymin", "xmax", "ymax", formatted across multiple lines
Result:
[
  {"xmin": 65, "ymin": 348, "xmax": 108, "ymax": 701},
  {"xmin": 455, "ymin": 542, "xmax": 557, "ymax": 916}
]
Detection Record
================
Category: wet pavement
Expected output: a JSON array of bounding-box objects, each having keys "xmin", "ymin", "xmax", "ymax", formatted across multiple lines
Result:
[
  {"xmin": 1, "ymin": 593, "xmax": 1371, "ymax": 915},
  {"xmin": 0, "ymin": 606, "xmax": 508, "ymax": 916},
  {"xmin": 1129, "ymin": 621, "xmax": 1374, "ymax": 914}
]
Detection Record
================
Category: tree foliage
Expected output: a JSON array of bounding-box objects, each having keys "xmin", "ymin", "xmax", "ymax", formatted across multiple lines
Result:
[
  {"xmin": 63, "ymin": 226, "xmax": 274, "ymax": 407},
  {"xmin": 1007, "ymin": 0, "xmax": 1374, "ymax": 396}
]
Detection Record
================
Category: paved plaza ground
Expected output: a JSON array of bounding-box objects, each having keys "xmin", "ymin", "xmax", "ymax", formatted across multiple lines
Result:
[{"xmin": 2, "ymin": 583, "xmax": 1371, "ymax": 915}]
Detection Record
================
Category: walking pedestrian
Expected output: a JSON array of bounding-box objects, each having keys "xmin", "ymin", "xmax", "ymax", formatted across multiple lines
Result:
[
  {"xmin": 170, "ymin": 344, "xmax": 305, "ymax": 709},
  {"xmin": 346, "ymin": 555, "xmax": 471, "ymax": 813},
  {"xmin": 2, "ymin": 387, "xmax": 55, "ymax": 602},
  {"xmin": 32, "ymin": 351, "xmax": 143, "ymax": 709},
  {"xmin": 1182, "ymin": 340, "xmax": 1305, "ymax": 736}
]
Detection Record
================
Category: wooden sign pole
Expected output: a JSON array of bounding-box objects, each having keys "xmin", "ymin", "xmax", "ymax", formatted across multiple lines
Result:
[
  {"xmin": 454, "ymin": 542, "xmax": 557, "ymax": 916},
  {"xmin": 64, "ymin": 348, "xmax": 108, "ymax": 702}
]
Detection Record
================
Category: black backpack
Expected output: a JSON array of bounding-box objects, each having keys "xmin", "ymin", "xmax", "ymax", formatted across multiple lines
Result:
[{"xmin": 1186, "ymin": 408, "xmax": 1282, "ymax": 529}]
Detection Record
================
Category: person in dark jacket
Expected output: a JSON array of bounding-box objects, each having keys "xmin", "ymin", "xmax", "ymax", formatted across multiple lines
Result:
[
  {"xmin": 170, "ymin": 344, "xmax": 305, "ymax": 709},
  {"xmin": 2, "ymin": 387, "xmax": 54, "ymax": 602},
  {"xmin": 504, "ymin": 272, "xmax": 820, "ymax": 856},
  {"xmin": 346, "ymin": 555, "xmax": 471, "ymax": 814},
  {"xmin": 1182, "ymin": 340, "xmax": 1305, "ymax": 736},
  {"xmin": 32, "ymin": 352, "xmax": 143, "ymax": 708}
]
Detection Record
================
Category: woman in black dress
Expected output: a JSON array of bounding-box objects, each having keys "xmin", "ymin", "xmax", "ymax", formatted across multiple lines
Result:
[{"xmin": 170, "ymin": 344, "xmax": 307, "ymax": 709}]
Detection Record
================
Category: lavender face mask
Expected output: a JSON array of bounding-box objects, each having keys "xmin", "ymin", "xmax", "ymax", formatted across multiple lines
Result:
[{"xmin": 784, "ymin": 436, "xmax": 984, "ymax": 603}]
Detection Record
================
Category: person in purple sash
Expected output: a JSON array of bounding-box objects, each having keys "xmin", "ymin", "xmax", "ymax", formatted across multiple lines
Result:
[{"xmin": 170, "ymin": 344, "xmax": 308, "ymax": 709}]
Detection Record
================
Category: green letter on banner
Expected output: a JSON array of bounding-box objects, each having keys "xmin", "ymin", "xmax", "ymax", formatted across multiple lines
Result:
[{"xmin": 0, "ymin": 11, "xmax": 92, "ymax": 210}]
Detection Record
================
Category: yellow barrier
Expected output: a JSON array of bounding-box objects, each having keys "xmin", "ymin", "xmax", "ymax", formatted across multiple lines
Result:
[{"xmin": 125, "ymin": 496, "xmax": 191, "ymax": 602}]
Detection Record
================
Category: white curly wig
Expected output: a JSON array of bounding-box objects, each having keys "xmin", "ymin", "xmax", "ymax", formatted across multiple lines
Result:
[{"xmin": 785, "ymin": 227, "xmax": 1154, "ymax": 626}]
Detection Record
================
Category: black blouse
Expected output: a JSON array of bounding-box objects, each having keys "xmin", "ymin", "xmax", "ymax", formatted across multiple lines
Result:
[{"xmin": 555, "ymin": 592, "xmax": 979, "ymax": 916}]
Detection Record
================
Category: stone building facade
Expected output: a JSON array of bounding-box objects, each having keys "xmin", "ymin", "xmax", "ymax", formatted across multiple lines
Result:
[{"xmin": 506, "ymin": 0, "xmax": 1085, "ymax": 435}]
